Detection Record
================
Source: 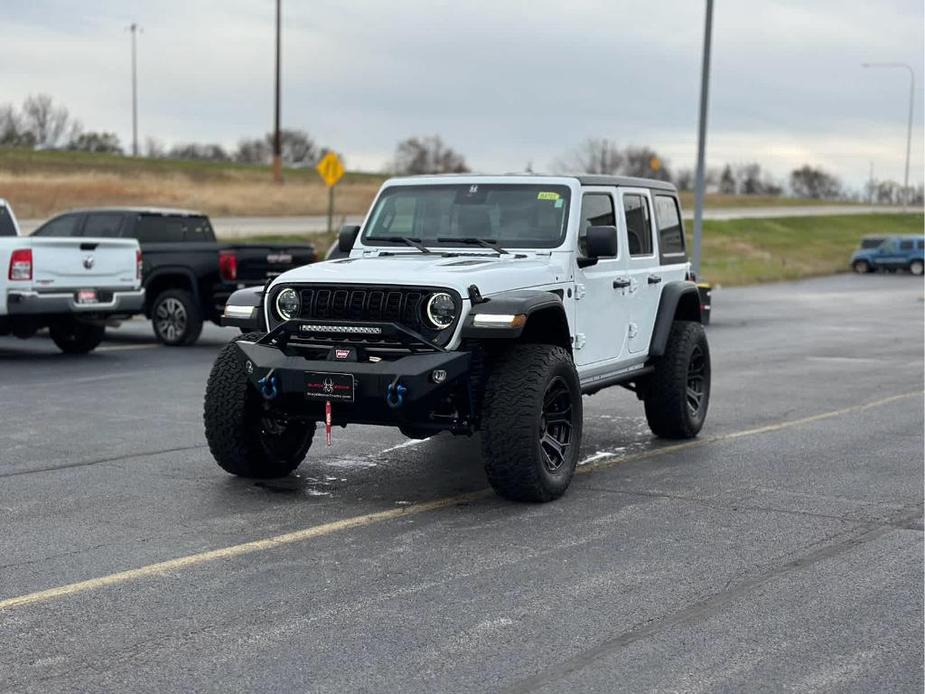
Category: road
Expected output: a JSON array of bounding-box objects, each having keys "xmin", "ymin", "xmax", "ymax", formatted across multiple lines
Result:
[
  {"xmin": 0, "ymin": 273, "xmax": 922, "ymax": 693},
  {"xmin": 18, "ymin": 204, "xmax": 909, "ymax": 237}
]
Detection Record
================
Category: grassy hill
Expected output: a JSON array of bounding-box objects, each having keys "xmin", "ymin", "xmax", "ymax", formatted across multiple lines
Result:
[{"xmin": 1, "ymin": 146, "xmax": 861, "ymax": 219}]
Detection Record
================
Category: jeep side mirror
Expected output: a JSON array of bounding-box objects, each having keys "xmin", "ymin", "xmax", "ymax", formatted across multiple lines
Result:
[
  {"xmin": 338, "ymin": 225, "xmax": 361, "ymax": 253},
  {"xmin": 586, "ymin": 225, "xmax": 618, "ymax": 258}
]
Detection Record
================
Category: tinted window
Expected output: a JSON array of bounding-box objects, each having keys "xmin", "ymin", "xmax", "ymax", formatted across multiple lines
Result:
[
  {"xmin": 84, "ymin": 213, "xmax": 124, "ymax": 238},
  {"xmin": 33, "ymin": 214, "xmax": 81, "ymax": 237},
  {"xmin": 654, "ymin": 195, "xmax": 685, "ymax": 259},
  {"xmin": 917, "ymin": 241, "xmax": 924, "ymax": 250},
  {"xmin": 623, "ymin": 194, "xmax": 653, "ymax": 256},
  {"xmin": 578, "ymin": 193, "xmax": 616, "ymax": 257},
  {"xmin": 860, "ymin": 237, "xmax": 885, "ymax": 249},
  {"xmin": 899, "ymin": 240, "xmax": 914, "ymax": 251},
  {"xmin": 0, "ymin": 206, "xmax": 16, "ymax": 237},
  {"xmin": 131, "ymin": 215, "xmax": 213, "ymax": 243}
]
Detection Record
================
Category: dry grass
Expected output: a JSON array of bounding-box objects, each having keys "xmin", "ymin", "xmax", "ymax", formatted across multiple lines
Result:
[{"xmin": 0, "ymin": 172, "xmax": 381, "ymax": 219}]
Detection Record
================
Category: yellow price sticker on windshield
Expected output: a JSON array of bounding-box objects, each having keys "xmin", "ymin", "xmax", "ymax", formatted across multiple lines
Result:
[{"xmin": 537, "ymin": 192, "xmax": 560, "ymax": 201}]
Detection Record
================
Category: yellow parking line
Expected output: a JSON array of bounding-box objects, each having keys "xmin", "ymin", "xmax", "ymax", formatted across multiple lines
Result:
[{"xmin": 0, "ymin": 390, "xmax": 918, "ymax": 612}]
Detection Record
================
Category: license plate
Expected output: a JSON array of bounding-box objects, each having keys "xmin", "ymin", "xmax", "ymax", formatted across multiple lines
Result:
[
  {"xmin": 305, "ymin": 372, "xmax": 355, "ymax": 402},
  {"xmin": 267, "ymin": 253, "xmax": 292, "ymax": 264},
  {"xmin": 76, "ymin": 289, "xmax": 98, "ymax": 304}
]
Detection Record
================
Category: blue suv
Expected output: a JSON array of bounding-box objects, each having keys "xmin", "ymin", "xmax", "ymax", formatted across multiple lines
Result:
[{"xmin": 851, "ymin": 235, "xmax": 924, "ymax": 276}]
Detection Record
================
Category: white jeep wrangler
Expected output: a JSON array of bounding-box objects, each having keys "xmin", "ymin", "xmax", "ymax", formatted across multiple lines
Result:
[{"xmin": 204, "ymin": 175, "xmax": 710, "ymax": 502}]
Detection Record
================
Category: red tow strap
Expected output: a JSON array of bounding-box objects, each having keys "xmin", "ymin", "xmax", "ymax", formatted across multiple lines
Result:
[{"xmin": 325, "ymin": 400, "xmax": 333, "ymax": 447}]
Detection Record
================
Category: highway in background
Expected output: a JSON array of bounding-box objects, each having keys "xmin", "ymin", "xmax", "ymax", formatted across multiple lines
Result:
[{"xmin": 19, "ymin": 204, "xmax": 910, "ymax": 237}]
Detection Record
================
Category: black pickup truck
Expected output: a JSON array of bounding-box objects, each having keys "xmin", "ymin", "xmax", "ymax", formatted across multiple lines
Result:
[{"xmin": 32, "ymin": 208, "xmax": 316, "ymax": 345}]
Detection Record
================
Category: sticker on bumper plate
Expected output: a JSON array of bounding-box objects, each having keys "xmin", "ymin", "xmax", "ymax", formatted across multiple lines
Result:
[{"xmin": 305, "ymin": 372, "xmax": 354, "ymax": 402}]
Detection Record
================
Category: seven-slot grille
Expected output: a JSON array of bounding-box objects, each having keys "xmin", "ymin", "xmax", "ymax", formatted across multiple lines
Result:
[{"xmin": 298, "ymin": 286, "xmax": 428, "ymax": 329}]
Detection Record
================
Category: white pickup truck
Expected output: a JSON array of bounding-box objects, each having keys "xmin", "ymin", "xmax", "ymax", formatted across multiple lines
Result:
[{"xmin": 0, "ymin": 199, "xmax": 145, "ymax": 353}]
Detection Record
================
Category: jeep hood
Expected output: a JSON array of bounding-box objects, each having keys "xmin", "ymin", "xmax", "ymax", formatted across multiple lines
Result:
[{"xmin": 273, "ymin": 253, "xmax": 566, "ymax": 297}]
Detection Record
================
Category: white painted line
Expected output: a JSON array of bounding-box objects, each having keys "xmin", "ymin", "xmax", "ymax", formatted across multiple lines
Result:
[{"xmin": 381, "ymin": 438, "xmax": 428, "ymax": 454}]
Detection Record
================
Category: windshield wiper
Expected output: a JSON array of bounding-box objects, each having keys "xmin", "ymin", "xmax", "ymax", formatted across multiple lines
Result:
[
  {"xmin": 371, "ymin": 236, "xmax": 432, "ymax": 254},
  {"xmin": 436, "ymin": 237, "xmax": 509, "ymax": 255}
]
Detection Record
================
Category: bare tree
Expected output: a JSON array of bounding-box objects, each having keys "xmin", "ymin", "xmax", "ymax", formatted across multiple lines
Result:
[
  {"xmin": 622, "ymin": 146, "xmax": 671, "ymax": 181},
  {"xmin": 167, "ymin": 142, "xmax": 231, "ymax": 162},
  {"xmin": 674, "ymin": 167, "xmax": 694, "ymax": 192},
  {"xmin": 553, "ymin": 138, "xmax": 623, "ymax": 175},
  {"xmin": 67, "ymin": 131, "xmax": 123, "ymax": 154},
  {"xmin": 393, "ymin": 135, "xmax": 469, "ymax": 175},
  {"xmin": 790, "ymin": 165, "xmax": 842, "ymax": 199},
  {"xmin": 144, "ymin": 137, "xmax": 165, "ymax": 158},
  {"xmin": 719, "ymin": 165, "xmax": 736, "ymax": 194},
  {"xmin": 0, "ymin": 104, "xmax": 34, "ymax": 147},
  {"xmin": 20, "ymin": 94, "xmax": 73, "ymax": 148}
]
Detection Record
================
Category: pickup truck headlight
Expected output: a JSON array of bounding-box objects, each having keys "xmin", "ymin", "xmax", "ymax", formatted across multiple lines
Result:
[
  {"xmin": 275, "ymin": 288, "xmax": 301, "ymax": 320},
  {"xmin": 425, "ymin": 292, "xmax": 456, "ymax": 330}
]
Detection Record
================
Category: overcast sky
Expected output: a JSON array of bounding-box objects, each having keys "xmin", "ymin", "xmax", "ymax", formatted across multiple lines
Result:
[{"xmin": 3, "ymin": 0, "xmax": 923, "ymax": 189}]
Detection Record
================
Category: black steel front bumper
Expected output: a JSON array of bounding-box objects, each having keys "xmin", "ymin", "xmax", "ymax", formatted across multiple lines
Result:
[{"xmin": 233, "ymin": 319, "xmax": 472, "ymax": 428}]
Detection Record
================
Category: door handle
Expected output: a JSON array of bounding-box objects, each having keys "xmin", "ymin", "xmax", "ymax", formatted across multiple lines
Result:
[
  {"xmin": 647, "ymin": 275, "xmax": 662, "ymax": 285},
  {"xmin": 612, "ymin": 278, "xmax": 631, "ymax": 289}
]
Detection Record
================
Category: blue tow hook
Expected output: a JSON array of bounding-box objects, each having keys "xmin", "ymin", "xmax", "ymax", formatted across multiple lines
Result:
[
  {"xmin": 386, "ymin": 381, "xmax": 407, "ymax": 409},
  {"xmin": 257, "ymin": 370, "xmax": 279, "ymax": 400}
]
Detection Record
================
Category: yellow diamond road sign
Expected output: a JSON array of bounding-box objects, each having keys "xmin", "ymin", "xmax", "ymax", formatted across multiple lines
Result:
[{"xmin": 316, "ymin": 152, "xmax": 345, "ymax": 187}]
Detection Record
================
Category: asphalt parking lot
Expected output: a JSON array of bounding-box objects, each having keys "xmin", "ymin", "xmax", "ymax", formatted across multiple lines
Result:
[{"xmin": 0, "ymin": 273, "xmax": 922, "ymax": 693}]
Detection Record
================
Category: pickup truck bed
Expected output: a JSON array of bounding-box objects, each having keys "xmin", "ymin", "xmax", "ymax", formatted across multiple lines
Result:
[
  {"xmin": 1, "ymin": 199, "xmax": 144, "ymax": 354},
  {"xmin": 32, "ymin": 207, "xmax": 316, "ymax": 345}
]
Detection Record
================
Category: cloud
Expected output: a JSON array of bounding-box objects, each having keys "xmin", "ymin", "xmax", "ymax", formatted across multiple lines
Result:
[{"xmin": 0, "ymin": 0, "xmax": 921, "ymax": 188}]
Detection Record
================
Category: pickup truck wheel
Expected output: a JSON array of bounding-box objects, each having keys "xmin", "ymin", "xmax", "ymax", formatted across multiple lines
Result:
[
  {"xmin": 852, "ymin": 260, "xmax": 872, "ymax": 274},
  {"xmin": 644, "ymin": 321, "xmax": 710, "ymax": 439},
  {"xmin": 49, "ymin": 320, "xmax": 105, "ymax": 354},
  {"xmin": 481, "ymin": 344, "xmax": 582, "ymax": 502},
  {"xmin": 152, "ymin": 289, "xmax": 203, "ymax": 346},
  {"xmin": 203, "ymin": 333, "xmax": 315, "ymax": 478},
  {"xmin": 909, "ymin": 260, "xmax": 924, "ymax": 276}
]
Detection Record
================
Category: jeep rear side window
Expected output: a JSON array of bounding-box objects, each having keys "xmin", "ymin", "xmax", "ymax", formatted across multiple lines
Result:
[
  {"xmin": 918, "ymin": 240, "xmax": 924, "ymax": 250},
  {"xmin": 654, "ymin": 195, "xmax": 686, "ymax": 261},
  {"xmin": 623, "ymin": 194, "xmax": 653, "ymax": 256},
  {"xmin": 579, "ymin": 193, "xmax": 616, "ymax": 257},
  {"xmin": 899, "ymin": 240, "xmax": 914, "ymax": 251}
]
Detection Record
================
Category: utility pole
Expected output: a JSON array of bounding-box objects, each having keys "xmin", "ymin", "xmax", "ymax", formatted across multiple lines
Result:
[
  {"xmin": 861, "ymin": 63, "xmax": 915, "ymax": 210},
  {"xmin": 128, "ymin": 23, "xmax": 141, "ymax": 157},
  {"xmin": 691, "ymin": 0, "xmax": 713, "ymax": 277},
  {"xmin": 868, "ymin": 161, "xmax": 875, "ymax": 206},
  {"xmin": 272, "ymin": 0, "xmax": 282, "ymax": 183}
]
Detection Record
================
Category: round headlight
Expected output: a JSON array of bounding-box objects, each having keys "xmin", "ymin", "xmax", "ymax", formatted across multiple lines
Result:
[
  {"xmin": 275, "ymin": 288, "xmax": 301, "ymax": 320},
  {"xmin": 425, "ymin": 292, "xmax": 456, "ymax": 330}
]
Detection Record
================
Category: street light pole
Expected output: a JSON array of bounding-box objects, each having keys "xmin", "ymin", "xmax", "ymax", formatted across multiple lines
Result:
[
  {"xmin": 861, "ymin": 62, "xmax": 915, "ymax": 210},
  {"xmin": 272, "ymin": 0, "xmax": 282, "ymax": 183},
  {"xmin": 128, "ymin": 23, "xmax": 140, "ymax": 157},
  {"xmin": 691, "ymin": 0, "xmax": 714, "ymax": 277}
]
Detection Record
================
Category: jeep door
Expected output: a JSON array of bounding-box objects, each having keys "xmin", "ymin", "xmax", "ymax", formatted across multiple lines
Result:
[
  {"xmin": 618, "ymin": 189, "xmax": 662, "ymax": 354},
  {"xmin": 573, "ymin": 187, "xmax": 630, "ymax": 368}
]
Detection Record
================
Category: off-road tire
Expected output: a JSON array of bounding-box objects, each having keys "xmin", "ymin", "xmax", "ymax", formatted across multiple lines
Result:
[
  {"xmin": 152, "ymin": 289, "xmax": 203, "ymax": 346},
  {"xmin": 644, "ymin": 320, "xmax": 710, "ymax": 439},
  {"xmin": 481, "ymin": 344, "xmax": 582, "ymax": 502},
  {"xmin": 909, "ymin": 260, "xmax": 924, "ymax": 276},
  {"xmin": 49, "ymin": 320, "xmax": 105, "ymax": 354},
  {"xmin": 852, "ymin": 260, "xmax": 872, "ymax": 274},
  {"xmin": 203, "ymin": 332, "xmax": 315, "ymax": 478}
]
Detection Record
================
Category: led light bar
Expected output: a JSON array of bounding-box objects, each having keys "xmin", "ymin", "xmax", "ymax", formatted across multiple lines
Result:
[{"xmin": 300, "ymin": 324, "xmax": 383, "ymax": 335}]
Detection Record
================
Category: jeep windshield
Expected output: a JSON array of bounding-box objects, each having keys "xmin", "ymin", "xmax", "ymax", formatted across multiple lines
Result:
[{"xmin": 362, "ymin": 184, "xmax": 571, "ymax": 250}]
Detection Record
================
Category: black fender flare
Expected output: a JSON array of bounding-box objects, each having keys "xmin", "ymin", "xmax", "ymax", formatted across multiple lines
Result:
[
  {"xmin": 648, "ymin": 281, "xmax": 702, "ymax": 358},
  {"xmin": 460, "ymin": 289, "xmax": 567, "ymax": 341},
  {"xmin": 221, "ymin": 285, "xmax": 266, "ymax": 331}
]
